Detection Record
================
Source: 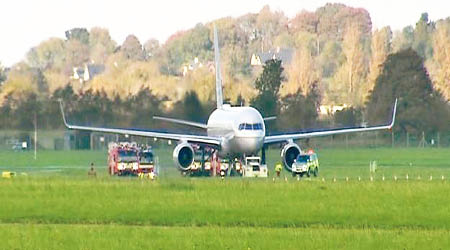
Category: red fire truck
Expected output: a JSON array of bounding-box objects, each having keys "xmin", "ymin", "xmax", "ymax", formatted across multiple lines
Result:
[
  {"xmin": 108, "ymin": 142, "xmax": 139, "ymax": 176},
  {"xmin": 108, "ymin": 142, "xmax": 157, "ymax": 176},
  {"xmin": 138, "ymin": 148, "xmax": 155, "ymax": 174}
]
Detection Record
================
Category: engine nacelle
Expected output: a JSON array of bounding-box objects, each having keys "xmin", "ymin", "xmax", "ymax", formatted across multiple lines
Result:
[
  {"xmin": 280, "ymin": 143, "xmax": 301, "ymax": 171},
  {"xmin": 173, "ymin": 142, "xmax": 194, "ymax": 171}
]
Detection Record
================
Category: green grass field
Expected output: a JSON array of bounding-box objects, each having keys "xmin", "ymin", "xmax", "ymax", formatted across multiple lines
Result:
[
  {"xmin": 1, "ymin": 147, "xmax": 449, "ymax": 179},
  {"xmin": 0, "ymin": 148, "xmax": 449, "ymax": 249}
]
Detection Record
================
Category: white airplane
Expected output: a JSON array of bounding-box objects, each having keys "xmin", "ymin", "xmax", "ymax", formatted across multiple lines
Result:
[{"xmin": 60, "ymin": 26, "xmax": 397, "ymax": 171}]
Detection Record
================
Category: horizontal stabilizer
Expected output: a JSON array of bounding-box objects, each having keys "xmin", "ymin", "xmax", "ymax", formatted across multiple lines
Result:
[{"xmin": 263, "ymin": 116, "xmax": 277, "ymax": 121}]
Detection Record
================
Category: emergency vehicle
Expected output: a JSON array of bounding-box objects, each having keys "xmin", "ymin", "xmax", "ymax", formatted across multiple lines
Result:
[
  {"xmin": 242, "ymin": 156, "xmax": 268, "ymax": 177},
  {"xmin": 219, "ymin": 158, "xmax": 230, "ymax": 177},
  {"xmin": 291, "ymin": 149, "xmax": 319, "ymax": 177},
  {"xmin": 138, "ymin": 148, "xmax": 155, "ymax": 174},
  {"xmin": 203, "ymin": 160, "xmax": 212, "ymax": 176},
  {"xmin": 207, "ymin": 153, "xmax": 230, "ymax": 177},
  {"xmin": 185, "ymin": 148, "xmax": 214, "ymax": 177},
  {"xmin": 230, "ymin": 159, "xmax": 243, "ymax": 176},
  {"xmin": 189, "ymin": 150, "xmax": 204, "ymax": 176},
  {"xmin": 108, "ymin": 142, "xmax": 139, "ymax": 176}
]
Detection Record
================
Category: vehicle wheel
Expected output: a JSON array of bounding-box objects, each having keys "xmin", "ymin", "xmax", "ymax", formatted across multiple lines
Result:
[
  {"xmin": 306, "ymin": 168, "xmax": 311, "ymax": 177},
  {"xmin": 313, "ymin": 167, "xmax": 319, "ymax": 177},
  {"xmin": 230, "ymin": 168, "xmax": 236, "ymax": 177}
]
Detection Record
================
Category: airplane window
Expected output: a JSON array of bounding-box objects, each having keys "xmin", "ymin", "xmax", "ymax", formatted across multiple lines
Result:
[
  {"xmin": 252, "ymin": 123, "xmax": 261, "ymax": 130},
  {"xmin": 240, "ymin": 123, "xmax": 263, "ymax": 130}
]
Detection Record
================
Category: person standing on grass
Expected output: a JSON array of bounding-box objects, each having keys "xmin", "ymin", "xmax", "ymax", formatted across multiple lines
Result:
[
  {"xmin": 88, "ymin": 162, "xmax": 96, "ymax": 177},
  {"xmin": 275, "ymin": 162, "xmax": 282, "ymax": 177}
]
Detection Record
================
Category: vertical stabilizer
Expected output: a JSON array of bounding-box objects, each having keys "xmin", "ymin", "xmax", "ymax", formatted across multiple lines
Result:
[{"xmin": 214, "ymin": 25, "xmax": 224, "ymax": 109}]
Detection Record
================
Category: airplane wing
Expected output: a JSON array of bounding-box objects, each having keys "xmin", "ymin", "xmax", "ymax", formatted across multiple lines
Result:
[
  {"xmin": 59, "ymin": 101, "xmax": 221, "ymax": 146},
  {"xmin": 153, "ymin": 116, "xmax": 207, "ymax": 129},
  {"xmin": 264, "ymin": 99, "xmax": 397, "ymax": 145}
]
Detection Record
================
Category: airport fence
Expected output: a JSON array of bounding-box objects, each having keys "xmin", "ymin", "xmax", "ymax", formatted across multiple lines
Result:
[
  {"xmin": 0, "ymin": 130, "xmax": 178, "ymax": 151},
  {"xmin": 304, "ymin": 130, "xmax": 450, "ymax": 149},
  {"xmin": 0, "ymin": 130, "xmax": 449, "ymax": 151}
]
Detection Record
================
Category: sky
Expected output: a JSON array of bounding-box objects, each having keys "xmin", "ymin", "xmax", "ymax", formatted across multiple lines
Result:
[{"xmin": 0, "ymin": 0, "xmax": 449, "ymax": 67}]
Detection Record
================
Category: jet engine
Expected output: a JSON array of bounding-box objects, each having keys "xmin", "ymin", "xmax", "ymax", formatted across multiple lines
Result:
[
  {"xmin": 173, "ymin": 142, "xmax": 194, "ymax": 171},
  {"xmin": 280, "ymin": 143, "xmax": 301, "ymax": 171}
]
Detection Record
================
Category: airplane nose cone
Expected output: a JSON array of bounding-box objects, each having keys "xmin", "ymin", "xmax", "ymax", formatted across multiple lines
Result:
[{"xmin": 235, "ymin": 135, "xmax": 264, "ymax": 154}]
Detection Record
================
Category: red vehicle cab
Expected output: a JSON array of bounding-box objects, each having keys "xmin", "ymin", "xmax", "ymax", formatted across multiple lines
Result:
[
  {"xmin": 108, "ymin": 142, "xmax": 139, "ymax": 176},
  {"xmin": 138, "ymin": 149, "xmax": 155, "ymax": 174}
]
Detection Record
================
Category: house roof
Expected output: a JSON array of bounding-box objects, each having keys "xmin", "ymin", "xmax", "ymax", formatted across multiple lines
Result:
[
  {"xmin": 87, "ymin": 64, "xmax": 105, "ymax": 76},
  {"xmin": 74, "ymin": 64, "xmax": 105, "ymax": 77},
  {"xmin": 258, "ymin": 48, "xmax": 294, "ymax": 65}
]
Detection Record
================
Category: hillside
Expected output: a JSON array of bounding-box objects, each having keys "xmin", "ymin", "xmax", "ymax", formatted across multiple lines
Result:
[{"xmin": 0, "ymin": 3, "xmax": 449, "ymax": 133}]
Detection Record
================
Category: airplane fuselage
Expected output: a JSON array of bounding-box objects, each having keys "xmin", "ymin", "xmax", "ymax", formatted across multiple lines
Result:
[{"xmin": 207, "ymin": 104, "xmax": 265, "ymax": 157}]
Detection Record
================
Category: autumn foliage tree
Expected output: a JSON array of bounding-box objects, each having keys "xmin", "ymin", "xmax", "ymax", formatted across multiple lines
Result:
[
  {"xmin": 329, "ymin": 22, "xmax": 368, "ymax": 106},
  {"xmin": 2, "ymin": 5, "xmax": 450, "ymax": 133},
  {"xmin": 428, "ymin": 19, "xmax": 450, "ymax": 100},
  {"xmin": 367, "ymin": 27, "xmax": 392, "ymax": 95},
  {"xmin": 0, "ymin": 63, "xmax": 6, "ymax": 83},
  {"xmin": 284, "ymin": 46, "xmax": 319, "ymax": 96},
  {"xmin": 251, "ymin": 59, "xmax": 284, "ymax": 117},
  {"xmin": 121, "ymin": 35, "xmax": 144, "ymax": 61},
  {"xmin": 367, "ymin": 49, "xmax": 449, "ymax": 134},
  {"xmin": 278, "ymin": 83, "xmax": 320, "ymax": 131},
  {"xmin": 89, "ymin": 27, "xmax": 117, "ymax": 64}
]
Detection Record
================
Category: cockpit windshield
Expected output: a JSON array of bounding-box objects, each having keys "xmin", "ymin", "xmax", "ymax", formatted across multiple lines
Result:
[
  {"xmin": 238, "ymin": 123, "xmax": 263, "ymax": 131},
  {"xmin": 252, "ymin": 123, "xmax": 262, "ymax": 130}
]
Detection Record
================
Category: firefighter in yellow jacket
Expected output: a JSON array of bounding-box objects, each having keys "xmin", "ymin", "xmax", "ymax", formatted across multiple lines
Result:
[{"xmin": 275, "ymin": 162, "xmax": 282, "ymax": 177}]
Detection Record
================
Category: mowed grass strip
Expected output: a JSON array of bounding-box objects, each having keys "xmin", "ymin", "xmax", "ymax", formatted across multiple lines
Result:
[
  {"xmin": 0, "ymin": 150, "xmax": 106, "ymax": 168},
  {"xmin": 1, "ymin": 148, "xmax": 449, "ymax": 249},
  {"xmin": 0, "ymin": 223, "xmax": 449, "ymax": 250},
  {"xmin": 1, "ymin": 148, "xmax": 449, "ymax": 178},
  {"xmin": 1, "ymin": 178, "xmax": 449, "ymax": 230},
  {"xmin": 312, "ymin": 148, "xmax": 450, "ymax": 179}
]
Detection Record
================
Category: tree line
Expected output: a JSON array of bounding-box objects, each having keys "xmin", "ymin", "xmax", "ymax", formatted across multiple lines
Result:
[
  {"xmin": 0, "ymin": 3, "xmax": 449, "ymax": 137},
  {"xmin": 2, "ymin": 49, "xmax": 447, "ymax": 137},
  {"xmin": 252, "ymin": 52, "xmax": 449, "ymax": 136},
  {"xmin": 0, "ymin": 80, "xmax": 318, "ymax": 133},
  {"xmin": 1, "ymin": 4, "xmax": 450, "ymax": 105}
]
